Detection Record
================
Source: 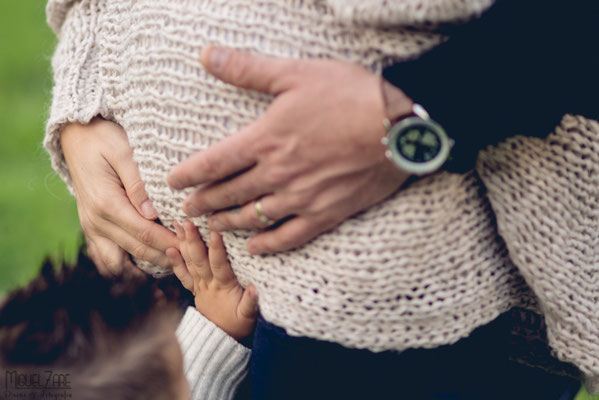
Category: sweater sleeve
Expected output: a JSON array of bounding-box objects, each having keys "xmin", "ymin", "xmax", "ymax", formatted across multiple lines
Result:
[
  {"xmin": 476, "ymin": 115, "xmax": 599, "ymax": 394},
  {"xmin": 176, "ymin": 307, "xmax": 251, "ymax": 400},
  {"xmin": 324, "ymin": 0, "xmax": 493, "ymax": 27},
  {"xmin": 383, "ymin": 0, "xmax": 599, "ymax": 173},
  {"xmin": 44, "ymin": 0, "xmax": 106, "ymax": 192}
]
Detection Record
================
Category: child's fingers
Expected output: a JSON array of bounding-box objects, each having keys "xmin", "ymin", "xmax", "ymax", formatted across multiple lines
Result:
[
  {"xmin": 208, "ymin": 230, "xmax": 236, "ymax": 284},
  {"xmin": 174, "ymin": 220, "xmax": 191, "ymax": 264},
  {"xmin": 166, "ymin": 247, "xmax": 194, "ymax": 292},
  {"xmin": 173, "ymin": 221, "xmax": 185, "ymax": 243},
  {"xmin": 183, "ymin": 220, "xmax": 212, "ymax": 282},
  {"xmin": 237, "ymin": 285, "xmax": 259, "ymax": 322}
]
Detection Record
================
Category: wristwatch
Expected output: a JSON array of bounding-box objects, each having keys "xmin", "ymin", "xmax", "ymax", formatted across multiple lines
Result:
[{"xmin": 379, "ymin": 81, "xmax": 454, "ymax": 175}]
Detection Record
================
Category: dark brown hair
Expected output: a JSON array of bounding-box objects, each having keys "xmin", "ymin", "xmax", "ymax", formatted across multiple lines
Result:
[{"xmin": 0, "ymin": 249, "xmax": 182, "ymax": 399}]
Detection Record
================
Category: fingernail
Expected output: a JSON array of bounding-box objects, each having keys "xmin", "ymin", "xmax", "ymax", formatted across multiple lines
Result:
[
  {"xmin": 209, "ymin": 230, "xmax": 222, "ymax": 245},
  {"xmin": 141, "ymin": 200, "xmax": 158, "ymax": 219},
  {"xmin": 174, "ymin": 222, "xmax": 184, "ymax": 239},
  {"xmin": 168, "ymin": 178, "xmax": 181, "ymax": 190},
  {"xmin": 185, "ymin": 204, "xmax": 203, "ymax": 217},
  {"xmin": 211, "ymin": 220, "xmax": 225, "ymax": 232},
  {"xmin": 209, "ymin": 47, "xmax": 228, "ymax": 73},
  {"xmin": 167, "ymin": 170, "xmax": 184, "ymax": 190},
  {"xmin": 183, "ymin": 220, "xmax": 192, "ymax": 236},
  {"xmin": 247, "ymin": 242, "xmax": 259, "ymax": 254}
]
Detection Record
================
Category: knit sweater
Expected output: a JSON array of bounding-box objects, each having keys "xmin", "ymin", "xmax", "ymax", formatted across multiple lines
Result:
[
  {"xmin": 176, "ymin": 307, "xmax": 250, "ymax": 400},
  {"xmin": 383, "ymin": 0, "xmax": 599, "ymax": 173},
  {"xmin": 45, "ymin": 0, "xmax": 599, "ymax": 392}
]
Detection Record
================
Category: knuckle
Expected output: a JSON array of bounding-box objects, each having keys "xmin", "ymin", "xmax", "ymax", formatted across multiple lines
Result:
[
  {"xmin": 228, "ymin": 54, "xmax": 253, "ymax": 84},
  {"xmin": 130, "ymin": 243, "xmax": 149, "ymax": 261},
  {"xmin": 127, "ymin": 179, "xmax": 147, "ymax": 200},
  {"xmin": 105, "ymin": 259, "xmax": 120, "ymax": 271},
  {"xmin": 78, "ymin": 212, "xmax": 95, "ymax": 232},
  {"xmin": 138, "ymin": 227, "xmax": 154, "ymax": 246},
  {"xmin": 221, "ymin": 190, "xmax": 240, "ymax": 207},
  {"xmin": 289, "ymin": 190, "xmax": 311, "ymax": 210},
  {"xmin": 212, "ymin": 214, "xmax": 231, "ymax": 229},
  {"xmin": 103, "ymin": 253, "xmax": 124, "ymax": 274},
  {"xmin": 266, "ymin": 167, "xmax": 290, "ymax": 187},
  {"xmin": 183, "ymin": 201, "xmax": 201, "ymax": 217},
  {"xmin": 307, "ymin": 195, "xmax": 336, "ymax": 216},
  {"xmin": 314, "ymin": 212, "xmax": 339, "ymax": 230},
  {"xmin": 252, "ymin": 239, "xmax": 272, "ymax": 254},
  {"xmin": 84, "ymin": 214, "xmax": 104, "ymax": 235},
  {"xmin": 253, "ymin": 134, "xmax": 279, "ymax": 156},
  {"xmin": 92, "ymin": 195, "xmax": 115, "ymax": 219},
  {"xmin": 277, "ymin": 230, "xmax": 299, "ymax": 250},
  {"xmin": 194, "ymin": 155, "xmax": 221, "ymax": 181},
  {"xmin": 172, "ymin": 168, "xmax": 191, "ymax": 187}
]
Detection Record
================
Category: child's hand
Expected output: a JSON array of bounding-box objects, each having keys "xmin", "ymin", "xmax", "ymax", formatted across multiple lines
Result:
[{"xmin": 166, "ymin": 221, "xmax": 258, "ymax": 340}]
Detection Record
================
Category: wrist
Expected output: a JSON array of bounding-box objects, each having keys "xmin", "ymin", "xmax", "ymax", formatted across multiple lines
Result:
[
  {"xmin": 60, "ymin": 117, "xmax": 128, "ymax": 164},
  {"xmin": 60, "ymin": 117, "xmax": 102, "ymax": 154},
  {"xmin": 379, "ymin": 80, "xmax": 453, "ymax": 176},
  {"xmin": 378, "ymin": 79, "xmax": 414, "ymax": 177},
  {"xmin": 380, "ymin": 79, "xmax": 414, "ymax": 123},
  {"xmin": 60, "ymin": 122, "xmax": 86, "ymax": 166}
]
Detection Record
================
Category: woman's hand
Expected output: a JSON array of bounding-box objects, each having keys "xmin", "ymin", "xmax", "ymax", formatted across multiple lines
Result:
[
  {"xmin": 168, "ymin": 47, "xmax": 412, "ymax": 255},
  {"xmin": 61, "ymin": 118, "xmax": 178, "ymax": 276},
  {"xmin": 167, "ymin": 221, "xmax": 259, "ymax": 340}
]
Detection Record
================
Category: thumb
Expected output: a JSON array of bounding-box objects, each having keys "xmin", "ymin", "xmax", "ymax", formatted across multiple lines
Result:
[
  {"xmin": 112, "ymin": 153, "xmax": 158, "ymax": 220},
  {"xmin": 200, "ymin": 46, "xmax": 298, "ymax": 95},
  {"xmin": 237, "ymin": 285, "xmax": 259, "ymax": 322}
]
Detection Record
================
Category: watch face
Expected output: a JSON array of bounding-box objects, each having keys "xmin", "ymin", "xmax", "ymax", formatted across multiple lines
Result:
[
  {"xmin": 396, "ymin": 124, "xmax": 442, "ymax": 163},
  {"xmin": 385, "ymin": 116, "xmax": 451, "ymax": 175}
]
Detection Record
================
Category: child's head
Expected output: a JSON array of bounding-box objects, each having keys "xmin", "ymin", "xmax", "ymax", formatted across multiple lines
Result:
[{"xmin": 0, "ymin": 250, "xmax": 190, "ymax": 400}]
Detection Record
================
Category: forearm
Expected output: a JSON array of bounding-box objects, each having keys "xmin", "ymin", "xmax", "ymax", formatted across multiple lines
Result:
[{"xmin": 383, "ymin": 0, "xmax": 599, "ymax": 172}]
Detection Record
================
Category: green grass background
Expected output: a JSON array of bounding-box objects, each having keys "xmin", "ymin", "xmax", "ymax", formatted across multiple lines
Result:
[
  {"xmin": 0, "ymin": 2, "xmax": 596, "ymax": 399},
  {"xmin": 0, "ymin": 1, "xmax": 80, "ymax": 292}
]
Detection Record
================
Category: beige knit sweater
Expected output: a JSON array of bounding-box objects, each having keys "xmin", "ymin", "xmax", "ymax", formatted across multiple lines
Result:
[{"xmin": 45, "ymin": 0, "xmax": 599, "ymax": 391}]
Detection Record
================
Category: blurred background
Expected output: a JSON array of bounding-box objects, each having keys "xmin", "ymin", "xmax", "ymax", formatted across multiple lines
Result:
[
  {"xmin": 0, "ymin": 2, "xmax": 80, "ymax": 293},
  {"xmin": 0, "ymin": 2, "xmax": 596, "ymax": 399}
]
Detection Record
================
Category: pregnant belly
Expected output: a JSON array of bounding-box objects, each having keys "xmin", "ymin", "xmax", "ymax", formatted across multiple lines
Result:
[{"xmin": 99, "ymin": 0, "xmax": 527, "ymax": 350}]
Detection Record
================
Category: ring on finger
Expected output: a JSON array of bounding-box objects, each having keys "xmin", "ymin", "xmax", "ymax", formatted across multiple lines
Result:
[{"xmin": 254, "ymin": 199, "xmax": 275, "ymax": 226}]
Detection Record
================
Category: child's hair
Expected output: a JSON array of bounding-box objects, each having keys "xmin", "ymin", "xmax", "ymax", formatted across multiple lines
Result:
[{"xmin": 0, "ymin": 249, "xmax": 182, "ymax": 400}]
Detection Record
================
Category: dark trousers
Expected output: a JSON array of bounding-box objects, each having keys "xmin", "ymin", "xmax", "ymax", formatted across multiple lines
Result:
[{"xmin": 248, "ymin": 314, "xmax": 581, "ymax": 400}]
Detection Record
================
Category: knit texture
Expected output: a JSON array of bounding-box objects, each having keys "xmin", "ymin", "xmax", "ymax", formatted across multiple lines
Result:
[
  {"xmin": 46, "ymin": 0, "xmax": 599, "ymax": 391},
  {"xmin": 477, "ymin": 115, "xmax": 599, "ymax": 389},
  {"xmin": 45, "ymin": 0, "xmax": 107, "ymax": 192},
  {"xmin": 326, "ymin": 0, "xmax": 493, "ymax": 27},
  {"xmin": 176, "ymin": 307, "xmax": 250, "ymax": 400}
]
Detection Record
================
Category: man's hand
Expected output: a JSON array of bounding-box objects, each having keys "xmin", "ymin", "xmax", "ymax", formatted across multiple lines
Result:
[
  {"xmin": 168, "ymin": 47, "xmax": 412, "ymax": 254},
  {"xmin": 61, "ymin": 118, "xmax": 178, "ymax": 276},
  {"xmin": 167, "ymin": 221, "xmax": 258, "ymax": 340}
]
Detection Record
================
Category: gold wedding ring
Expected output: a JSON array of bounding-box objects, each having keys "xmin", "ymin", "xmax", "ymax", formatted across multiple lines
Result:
[{"xmin": 254, "ymin": 200, "xmax": 275, "ymax": 226}]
